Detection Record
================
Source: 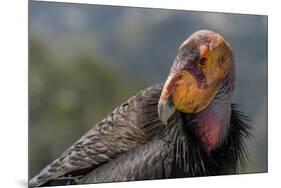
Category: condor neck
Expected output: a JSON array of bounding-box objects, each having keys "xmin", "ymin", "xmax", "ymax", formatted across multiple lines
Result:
[{"xmin": 196, "ymin": 71, "xmax": 234, "ymax": 153}]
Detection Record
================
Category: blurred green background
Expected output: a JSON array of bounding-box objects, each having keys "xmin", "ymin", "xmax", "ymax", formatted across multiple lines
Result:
[{"xmin": 29, "ymin": 1, "xmax": 268, "ymax": 178}]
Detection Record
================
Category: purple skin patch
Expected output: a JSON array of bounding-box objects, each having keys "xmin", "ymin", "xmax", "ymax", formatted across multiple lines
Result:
[
  {"xmin": 168, "ymin": 30, "xmax": 235, "ymax": 153},
  {"xmin": 183, "ymin": 61, "xmax": 207, "ymax": 89},
  {"xmin": 196, "ymin": 105, "xmax": 222, "ymax": 153}
]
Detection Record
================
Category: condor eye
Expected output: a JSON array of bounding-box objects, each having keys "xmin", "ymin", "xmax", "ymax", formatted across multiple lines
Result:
[{"xmin": 198, "ymin": 57, "xmax": 207, "ymax": 66}]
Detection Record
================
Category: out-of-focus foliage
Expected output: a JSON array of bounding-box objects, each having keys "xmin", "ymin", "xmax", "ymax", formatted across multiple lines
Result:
[
  {"xmin": 29, "ymin": 38, "xmax": 145, "ymax": 177},
  {"xmin": 29, "ymin": 1, "xmax": 267, "ymax": 178}
]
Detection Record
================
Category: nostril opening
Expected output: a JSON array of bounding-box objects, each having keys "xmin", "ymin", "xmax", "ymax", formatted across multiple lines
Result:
[{"xmin": 178, "ymin": 74, "xmax": 183, "ymax": 80}]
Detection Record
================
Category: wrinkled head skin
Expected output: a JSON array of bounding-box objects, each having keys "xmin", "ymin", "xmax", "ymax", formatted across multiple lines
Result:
[{"xmin": 158, "ymin": 30, "xmax": 235, "ymax": 125}]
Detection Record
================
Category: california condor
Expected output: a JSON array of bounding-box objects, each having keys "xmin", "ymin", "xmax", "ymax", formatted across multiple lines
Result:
[{"xmin": 29, "ymin": 30, "xmax": 251, "ymax": 187}]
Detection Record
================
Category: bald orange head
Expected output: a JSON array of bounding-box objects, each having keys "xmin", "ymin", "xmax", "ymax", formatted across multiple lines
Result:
[{"xmin": 158, "ymin": 30, "xmax": 235, "ymax": 125}]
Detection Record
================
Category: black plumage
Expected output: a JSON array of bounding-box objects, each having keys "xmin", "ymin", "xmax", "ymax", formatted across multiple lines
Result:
[
  {"xmin": 29, "ymin": 30, "xmax": 252, "ymax": 187},
  {"xmin": 29, "ymin": 84, "xmax": 251, "ymax": 187},
  {"xmin": 79, "ymin": 85, "xmax": 251, "ymax": 184}
]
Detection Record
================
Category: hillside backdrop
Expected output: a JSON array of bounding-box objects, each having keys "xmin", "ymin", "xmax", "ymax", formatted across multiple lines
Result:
[{"xmin": 29, "ymin": 1, "xmax": 268, "ymax": 178}]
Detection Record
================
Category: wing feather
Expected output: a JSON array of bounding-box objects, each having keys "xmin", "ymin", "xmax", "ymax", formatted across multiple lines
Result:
[{"xmin": 29, "ymin": 85, "xmax": 164, "ymax": 187}]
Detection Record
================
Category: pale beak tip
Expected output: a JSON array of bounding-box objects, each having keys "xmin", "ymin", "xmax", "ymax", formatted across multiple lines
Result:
[{"xmin": 158, "ymin": 98, "xmax": 176, "ymax": 126}]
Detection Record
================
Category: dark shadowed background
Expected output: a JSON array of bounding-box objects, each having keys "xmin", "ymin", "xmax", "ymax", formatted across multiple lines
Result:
[{"xmin": 29, "ymin": 1, "xmax": 268, "ymax": 178}]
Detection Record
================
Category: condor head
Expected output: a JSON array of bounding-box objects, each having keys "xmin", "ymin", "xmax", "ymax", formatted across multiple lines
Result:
[{"xmin": 158, "ymin": 30, "xmax": 234, "ymax": 125}]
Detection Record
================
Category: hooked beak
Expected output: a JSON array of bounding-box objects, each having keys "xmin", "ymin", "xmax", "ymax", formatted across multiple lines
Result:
[
  {"xmin": 158, "ymin": 74, "xmax": 177, "ymax": 125},
  {"xmin": 158, "ymin": 69, "xmax": 221, "ymax": 125},
  {"xmin": 158, "ymin": 96, "xmax": 176, "ymax": 126}
]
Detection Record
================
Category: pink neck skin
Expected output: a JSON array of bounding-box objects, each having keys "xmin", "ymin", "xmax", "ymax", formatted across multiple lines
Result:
[{"xmin": 196, "ymin": 106, "xmax": 222, "ymax": 153}]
